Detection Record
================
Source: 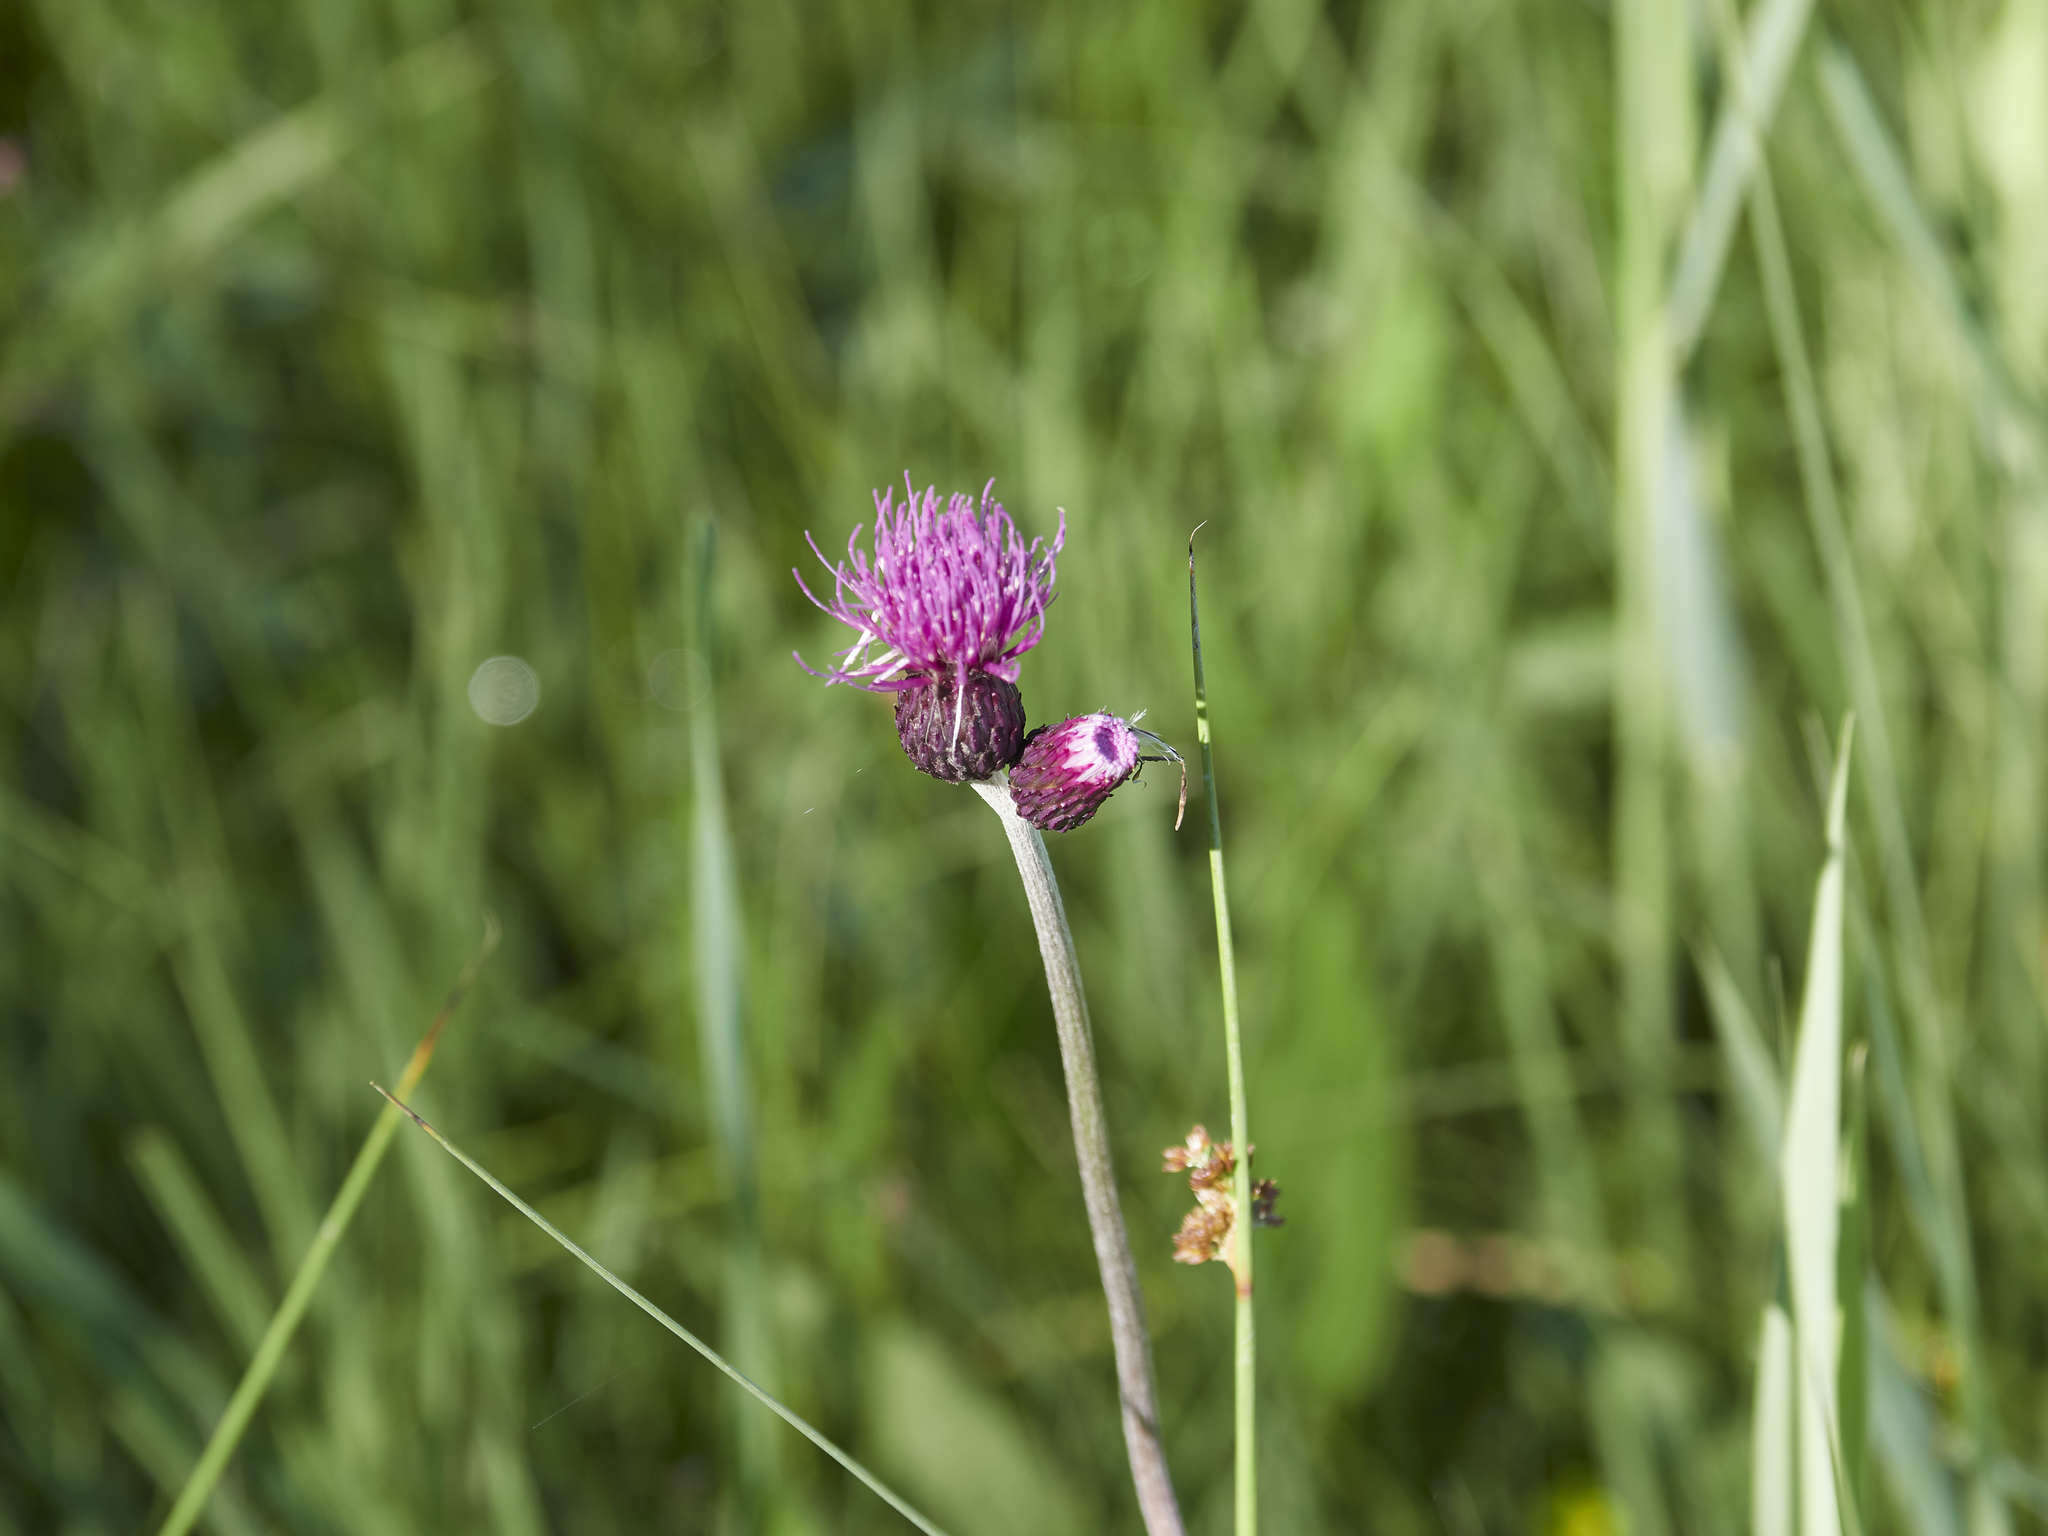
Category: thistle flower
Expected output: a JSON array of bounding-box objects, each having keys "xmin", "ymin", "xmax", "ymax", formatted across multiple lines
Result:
[
  {"xmin": 795, "ymin": 474, "xmax": 1064, "ymax": 781},
  {"xmin": 1009, "ymin": 712, "xmax": 1187, "ymax": 833},
  {"xmin": 1163, "ymin": 1124, "xmax": 1282, "ymax": 1277}
]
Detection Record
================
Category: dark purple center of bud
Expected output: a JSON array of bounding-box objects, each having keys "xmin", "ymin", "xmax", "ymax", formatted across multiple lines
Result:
[{"xmin": 893, "ymin": 672, "xmax": 1028, "ymax": 783}]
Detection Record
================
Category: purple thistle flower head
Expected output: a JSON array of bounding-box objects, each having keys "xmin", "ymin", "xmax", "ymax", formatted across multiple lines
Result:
[
  {"xmin": 1010, "ymin": 712, "xmax": 1186, "ymax": 832},
  {"xmin": 794, "ymin": 474, "xmax": 1065, "ymax": 695},
  {"xmin": 795, "ymin": 474, "xmax": 1065, "ymax": 781}
]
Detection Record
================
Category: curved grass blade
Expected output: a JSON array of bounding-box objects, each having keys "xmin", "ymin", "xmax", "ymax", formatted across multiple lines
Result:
[
  {"xmin": 156, "ymin": 915, "xmax": 500, "ymax": 1536},
  {"xmin": 371, "ymin": 1087, "xmax": 951, "ymax": 1536}
]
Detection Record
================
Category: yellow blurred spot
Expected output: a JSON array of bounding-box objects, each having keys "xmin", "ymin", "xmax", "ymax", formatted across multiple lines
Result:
[{"xmin": 1546, "ymin": 1485, "xmax": 1623, "ymax": 1536}]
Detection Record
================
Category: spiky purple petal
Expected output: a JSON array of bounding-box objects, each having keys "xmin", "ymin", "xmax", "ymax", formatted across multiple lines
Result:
[{"xmin": 793, "ymin": 474, "xmax": 1065, "ymax": 695}]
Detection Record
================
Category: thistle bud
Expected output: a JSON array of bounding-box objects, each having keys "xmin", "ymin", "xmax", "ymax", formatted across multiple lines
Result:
[
  {"xmin": 1010, "ymin": 712, "xmax": 1185, "ymax": 832},
  {"xmin": 893, "ymin": 671, "xmax": 1028, "ymax": 783}
]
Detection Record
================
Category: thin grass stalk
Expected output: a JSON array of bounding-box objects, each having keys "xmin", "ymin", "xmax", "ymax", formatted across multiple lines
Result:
[
  {"xmin": 155, "ymin": 917, "xmax": 499, "ymax": 1536},
  {"xmin": 1612, "ymin": 0, "xmax": 1690, "ymax": 1279},
  {"xmin": 371, "ymin": 1089, "xmax": 951, "ymax": 1536},
  {"xmin": 1188, "ymin": 529, "xmax": 1255, "ymax": 1536},
  {"xmin": 968, "ymin": 779, "xmax": 1185, "ymax": 1536}
]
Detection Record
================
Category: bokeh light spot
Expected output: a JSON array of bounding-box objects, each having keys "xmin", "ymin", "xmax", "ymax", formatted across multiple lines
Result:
[{"xmin": 468, "ymin": 655, "xmax": 540, "ymax": 726}]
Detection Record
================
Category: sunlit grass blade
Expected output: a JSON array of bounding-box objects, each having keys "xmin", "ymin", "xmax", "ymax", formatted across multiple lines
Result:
[
  {"xmin": 1188, "ymin": 526, "xmax": 1256, "ymax": 1536},
  {"xmin": 1748, "ymin": 42, "xmax": 2009, "ymax": 1519},
  {"xmin": 1717, "ymin": 18, "xmax": 2009, "ymax": 1514},
  {"xmin": 1779, "ymin": 717, "xmax": 1852, "ymax": 1536},
  {"xmin": 1753, "ymin": 1277, "xmax": 1795, "ymax": 1536},
  {"xmin": 369, "ymin": 1087, "xmax": 951, "ymax": 1536},
  {"xmin": 1838, "ymin": 1040, "xmax": 1870, "ymax": 1515},
  {"xmin": 155, "ymin": 916, "xmax": 499, "ymax": 1536}
]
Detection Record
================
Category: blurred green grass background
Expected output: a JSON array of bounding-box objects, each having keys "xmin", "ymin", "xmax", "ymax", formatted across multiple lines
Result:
[{"xmin": 3, "ymin": 0, "xmax": 2045, "ymax": 1530}]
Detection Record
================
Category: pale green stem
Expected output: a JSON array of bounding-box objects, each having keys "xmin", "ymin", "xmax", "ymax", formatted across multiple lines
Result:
[
  {"xmin": 969, "ymin": 779, "xmax": 1185, "ymax": 1536},
  {"xmin": 1188, "ymin": 532, "xmax": 1255, "ymax": 1536}
]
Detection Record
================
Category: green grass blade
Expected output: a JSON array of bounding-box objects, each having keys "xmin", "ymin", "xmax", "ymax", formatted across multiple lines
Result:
[
  {"xmin": 371, "ymin": 1088, "xmax": 952, "ymax": 1536},
  {"xmin": 1793, "ymin": 50, "xmax": 2013, "ymax": 1518},
  {"xmin": 1695, "ymin": 940, "xmax": 1784, "ymax": 1165},
  {"xmin": 122, "ymin": 583, "xmax": 315, "ymax": 1268},
  {"xmin": 1667, "ymin": 0, "xmax": 1817, "ymax": 359},
  {"xmin": 126, "ymin": 1128, "xmax": 275, "ymax": 1361},
  {"xmin": 685, "ymin": 522, "xmax": 784, "ymax": 1517},
  {"xmin": 0, "ymin": 1175, "xmax": 227, "ymax": 1433},
  {"xmin": 154, "ymin": 919, "xmax": 496, "ymax": 1536},
  {"xmin": 108, "ymin": 1389, "xmax": 269, "ymax": 1536},
  {"xmin": 1816, "ymin": 43, "xmax": 2046, "ymax": 454},
  {"xmin": 1189, "ymin": 527, "xmax": 1256, "ymax": 1536},
  {"xmin": 1753, "ymin": 1282, "xmax": 1795, "ymax": 1536},
  {"xmin": 1838, "ymin": 1041, "xmax": 1870, "ymax": 1515},
  {"xmin": 1779, "ymin": 717, "xmax": 1852, "ymax": 1536},
  {"xmin": 1613, "ymin": 0, "xmax": 1691, "ymax": 1285},
  {"xmin": 688, "ymin": 523, "xmax": 758, "ymax": 1205}
]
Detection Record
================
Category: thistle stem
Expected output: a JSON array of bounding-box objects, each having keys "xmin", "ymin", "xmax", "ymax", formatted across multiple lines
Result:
[{"xmin": 970, "ymin": 779, "xmax": 1185, "ymax": 1536}]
